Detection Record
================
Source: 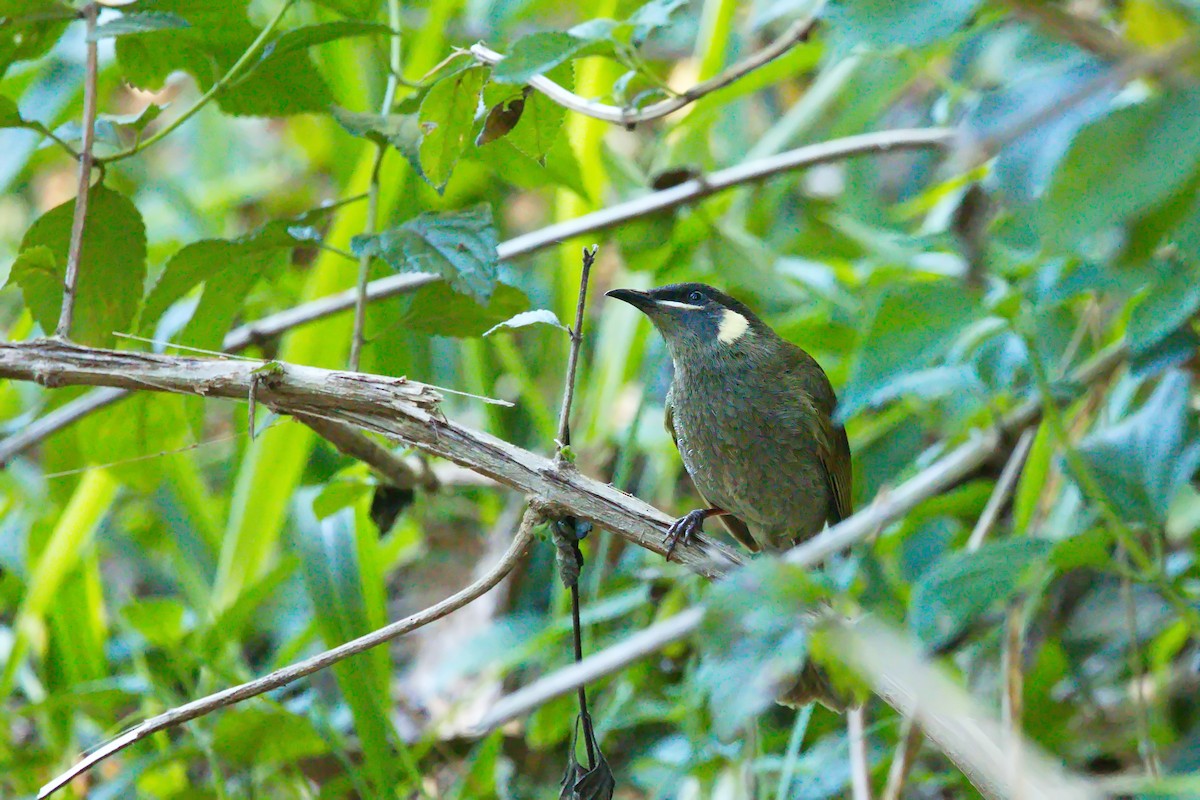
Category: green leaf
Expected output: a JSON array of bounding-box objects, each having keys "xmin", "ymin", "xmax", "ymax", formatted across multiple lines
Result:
[
  {"xmin": 88, "ymin": 11, "xmax": 190, "ymax": 41},
  {"xmin": 114, "ymin": 0, "xmax": 332, "ymax": 117},
  {"xmin": 696, "ymin": 559, "xmax": 828, "ymax": 739},
  {"xmin": 122, "ymin": 598, "xmax": 189, "ymax": 648},
  {"xmin": 0, "ymin": 2, "xmax": 71, "ymax": 78},
  {"xmin": 828, "ymin": 0, "xmax": 982, "ymax": 48},
  {"xmin": 261, "ymin": 20, "xmax": 392, "ymax": 63},
  {"xmin": 492, "ymin": 31, "xmax": 587, "ymax": 84},
  {"xmin": 1076, "ymin": 370, "xmax": 1200, "ymax": 524},
  {"xmin": 396, "ymin": 281, "xmax": 530, "ymax": 338},
  {"xmin": 505, "ymin": 63, "xmax": 570, "ymax": 163},
  {"xmin": 910, "ymin": 538, "xmax": 1052, "ymax": 649},
  {"xmin": 6, "ymin": 245, "xmax": 59, "ymax": 333},
  {"xmin": 838, "ymin": 281, "xmax": 978, "ymax": 419},
  {"xmin": 293, "ymin": 501, "xmax": 395, "ymax": 790},
  {"xmin": 332, "ymin": 106, "xmax": 423, "ymax": 174},
  {"xmin": 1044, "ymin": 88, "xmax": 1200, "ymax": 248},
  {"xmin": 313, "ymin": 477, "xmax": 372, "ymax": 520},
  {"xmin": 418, "ymin": 66, "xmax": 487, "ymax": 190},
  {"xmin": 1127, "ymin": 262, "xmax": 1200, "ymax": 355},
  {"xmin": 76, "ymin": 393, "xmax": 190, "ymax": 491},
  {"xmin": 8, "ymin": 184, "xmax": 146, "ymax": 347},
  {"xmin": 483, "ymin": 308, "xmax": 567, "ymax": 336},
  {"xmin": 307, "ymin": 0, "xmax": 377, "ymax": 16},
  {"xmin": 351, "ymin": 204, "xmax": 500, "ymax": 302},
  {"xmin": 212, "ymin": 707, "xmax": 329, "ymax": 766},
  {"xmin": 627, "ymin": 0, "xmax": 688, "ymax": 41},
  {"xmin": 141, "ymin": 202, "xmax": 344, "ymax": 349}
]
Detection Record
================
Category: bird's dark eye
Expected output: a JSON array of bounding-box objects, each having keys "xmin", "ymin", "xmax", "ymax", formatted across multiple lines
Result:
[{"xmin": 688, "ymin": 291, "xmax": 704, "ymax": 304}]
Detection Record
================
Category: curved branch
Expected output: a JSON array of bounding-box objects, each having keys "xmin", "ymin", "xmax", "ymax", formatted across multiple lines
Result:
[
  {"xmin": 38, "ymin": 508, "xmax": 539, "ymax": 800},
  {"xmin": 470, "ymin": 10, "xmax": 821, "ymax": 126},
  {"xmin": 0, "ymin": 127, "xmax": 954, "ymax": 464}
]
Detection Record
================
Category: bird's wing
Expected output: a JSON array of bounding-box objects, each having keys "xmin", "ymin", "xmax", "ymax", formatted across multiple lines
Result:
[
  {"xmin": 818, "ymin": 415, "xmax": 853, "ymax": 523},
  {"xmin": 665, "ymin": 390, "xmax": 761, "ymax": 553}
]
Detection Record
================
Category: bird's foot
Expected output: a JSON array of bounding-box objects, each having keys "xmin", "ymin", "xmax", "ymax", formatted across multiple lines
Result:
[{"xmin": 664, "ymin": 508, "xmax": 712, "ymax": 562}]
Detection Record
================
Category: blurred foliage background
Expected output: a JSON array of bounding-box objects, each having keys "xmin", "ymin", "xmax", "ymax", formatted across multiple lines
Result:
[{"xmin": 2, "ymin": 0, "xmax": 1200, "ymax": 797}]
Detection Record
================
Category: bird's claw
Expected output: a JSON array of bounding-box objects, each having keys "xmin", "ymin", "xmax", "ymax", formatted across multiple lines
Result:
[{"xmin": 664, "ymin": 509, "xmax": 709, "ymax": 562}]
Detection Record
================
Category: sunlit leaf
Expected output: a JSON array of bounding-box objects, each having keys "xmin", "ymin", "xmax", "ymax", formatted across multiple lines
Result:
[
  {"xmin": 7, "ymin": 184, "xmax": 146, "ymax": 347},
  {"xmin": 492, "ymin": 31, "xmax": 588, "ymax": 84},
  {"xmin": 483, "ymin": 308, "xmax": 567, "ymax": 336},
  {"xmin": 212, "ymin": 707, "xmax": 329, "ymax": 766},
  {"xmin": 418, "ymin": 66, "xmax": 487, "ymax": 190},
  {"xmin": 351, "ymin": 203, "xmax": 500, "ymax": 302}
]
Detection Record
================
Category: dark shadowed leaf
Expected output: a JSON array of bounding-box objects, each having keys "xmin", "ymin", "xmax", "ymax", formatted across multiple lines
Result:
[
  {"xmin": 351, "ymin": 204, "xmax": 500, "ymax": 302},
  {"xmin": 396, "ymin": 281, "xmax": 530, "ymax": 338},
  {"xmin": 910, "ymin": 538, "xmax": 1052, "ymax": 649},
  {"xmin": 8, "ymin": 184, "xmax": 146, "ymax": 347},
  {"xmin": 483, "ymin": 308, "xmax": 567, "ymax": 336},
  {"xmin": 696, "ymin": 559, "xmax": 828, "ymax": 739},
  {"xmin": 1044, "ymin": 87, "xmax": 1200, "ymax": 249},
  {"xmin": 1076, "ymin": 370, "xmax": 1200, "ymax": 525},
  {"xmin": 88, "ymin": 11, "xmax": 190, "ymax": 40},
  {"xmin": 418, "ymin": 66, "xmax": 487, "ymax": 190},
  {"xmin": 828, "ymin": 0, "xmax": 981, "ymax": 48},
  {"xmin": 476, "ymin": 91, "xmax": 526, "ymax": 146},
  {"xmin": 1127, "ymin": 262, "xmax": 1200, "ymax": 355},
  {"xmin": 838, "ymin": 281, "xmax": 978, "ymax": 419}
]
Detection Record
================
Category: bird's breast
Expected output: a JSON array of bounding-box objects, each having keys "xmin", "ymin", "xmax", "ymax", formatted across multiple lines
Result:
[{"xmin": 670, "ymin": 364, "xmax": 831, "ymax": 548}]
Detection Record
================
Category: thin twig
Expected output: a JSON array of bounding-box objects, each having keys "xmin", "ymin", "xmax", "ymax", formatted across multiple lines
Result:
[
  {"xmin": 470, "ymin": 8, "xmax": 821, "ymax": 126},
  {"xmin": 1120, "ymin": 546, "xmax": 1161, "ymax": 778},
  {"xmin": 1003, "ymin": 604, "xmax": 1026, "ymax": 800},
  {"xmin": 349, "ymin": 0, "xmax": 403, "ymax": 372},
  {"xmin": 54, "ymin": 2, "xmax": 99, "ymax": 341},
  {"xmin": 881, "ymin": 719, "xmax": 923, "ymax": 800},
  {"xmin": 965, "ymin": 428, "xmax": 1035, "ymax": 551},
  {"xmin": 848, "ymin": 705, "xmax": 873, "ymax": 800},
  {"xmin": 555, "ymin": 246, "xmax": 596, "ymax": 451},
  {"xmin": 37, "ymin": 508, "xmax": 538, "ymax": 799},
  {"xmin": 0, "ymin": 128, "xmax": 954, "ymax": 463},
  {"xmin": 98, "ymin": 0, "xmax": 297, "ymax": 164}
]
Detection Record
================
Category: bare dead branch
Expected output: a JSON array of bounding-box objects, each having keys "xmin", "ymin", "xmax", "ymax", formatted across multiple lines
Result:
[
  {"xmin": 881, "ymin": 719, "xmax": 923, "ymax": 800},
  {"xmin": 55, "ymin": 2, "xmax": 98, "ymax": 341},
  {"xmin": 0, "ymin": 127, "xmax": 953, "ymax": 464},
  {"xmin": 966, "ymin": 427, "xmax": 1035, "ymax": 550},
  {"xmin": 1000, "ymin": 0, "xmax": 1134, "ymax": 62},
  {"xmin": 470, "ymin": 8, "xmax": 821, "ymax": 126},
  {"xmin": 297, "ymin": 413, "xmax": 437, "ymax": 491},
  {"xmin": 0, "ymin": 338, "xmax": 743, "ymax": 577},
  {"xmin": 38, "ymin": 507, "xmax": 539, "ymax": 800}
]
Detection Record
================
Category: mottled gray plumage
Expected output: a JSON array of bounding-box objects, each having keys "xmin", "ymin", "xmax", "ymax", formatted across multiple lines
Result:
[{"xmin": 607, "ymin": 282, "xmax": 853, "ymax": 710}]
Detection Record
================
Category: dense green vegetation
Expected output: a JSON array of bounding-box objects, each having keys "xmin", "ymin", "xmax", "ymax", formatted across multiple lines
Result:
[{"xmin": 2, "ymin": 0, "xmax": 1199, "ymax": 797}]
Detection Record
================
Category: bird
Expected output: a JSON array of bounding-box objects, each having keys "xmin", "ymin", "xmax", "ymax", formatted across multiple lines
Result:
[{"xmin": 606, "ymin": 281, "xmax": 852, "ymax": 708}]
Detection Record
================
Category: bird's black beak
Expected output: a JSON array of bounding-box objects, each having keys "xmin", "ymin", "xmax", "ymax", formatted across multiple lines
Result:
[{"xmin": 605, "ymin": 288, "xmax": 656, "ymax": 313}]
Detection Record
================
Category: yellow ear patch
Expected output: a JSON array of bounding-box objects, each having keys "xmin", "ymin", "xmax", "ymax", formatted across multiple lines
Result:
[{"xmin": 717, "ymin": 309, "xmax": 751, "ymax": 344}]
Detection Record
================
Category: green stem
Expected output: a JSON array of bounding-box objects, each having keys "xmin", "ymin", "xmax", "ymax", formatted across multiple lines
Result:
[
  {"xmin": 100, "ymin": 0, "xmax": 296, "ymax": 164},
  {"xmin": 349, "ymin": 0, "xmax": 403, "ymax": 371}
]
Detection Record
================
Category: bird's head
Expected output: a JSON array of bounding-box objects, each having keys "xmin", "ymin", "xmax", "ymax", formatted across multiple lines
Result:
[{"xmin": 605, "ymin": 283, "xmax": 767, "ymax": 361}]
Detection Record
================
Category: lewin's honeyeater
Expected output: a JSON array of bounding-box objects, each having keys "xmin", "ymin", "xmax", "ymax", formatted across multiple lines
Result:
[{"xmin": 607, "ymin": 282, "xmax": 852, "ymax": 709}]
